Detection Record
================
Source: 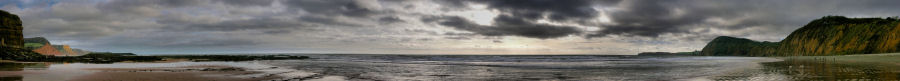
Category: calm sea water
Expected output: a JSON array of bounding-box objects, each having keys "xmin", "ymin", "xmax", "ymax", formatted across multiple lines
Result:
[{"xmin": 4, "ymin": 55, "xmax": 898, "ymax": 81}]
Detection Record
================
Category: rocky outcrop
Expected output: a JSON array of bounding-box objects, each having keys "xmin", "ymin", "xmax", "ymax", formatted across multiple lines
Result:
[
  {"xmin": 700, "ymin": 16, "xmax": 900, "ymax": 56},
  {"xmin": 0, "ymin": 10, "xmax": 23, "ymax": 49},
  {"xmin": 0, "ymin": 10, "xmax": 45, "ymax": 60}
]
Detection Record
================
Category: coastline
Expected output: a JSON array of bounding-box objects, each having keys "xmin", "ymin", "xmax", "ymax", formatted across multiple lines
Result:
[
  {"xmin": 775, "ymin": 53, "xmax": 900, "ymax": 65},
  {"xmin": 0, "ymin": 60, "xmax": 332, "ymax": 81},
  {"xmin": 71, "ymin": 65, "xmax": 280, "ymax": 81},
  {"xmin": 707, "ymin": 53, "xmax": 900, "ymax": 80}
]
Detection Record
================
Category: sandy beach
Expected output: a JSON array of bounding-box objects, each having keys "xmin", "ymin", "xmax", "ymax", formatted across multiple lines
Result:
[
  {"xmin": 0, "ymin": 61, "xmax": 330, "ymax": 81},
  {"xmin": 70, "ymin": 65, "xmax": 279, "ymax": 81}
]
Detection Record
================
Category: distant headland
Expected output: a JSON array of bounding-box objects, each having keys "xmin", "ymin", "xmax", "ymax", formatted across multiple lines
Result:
[{"xmin": 699, "ymin": 16, "xmax": 900, "ymax": 56}]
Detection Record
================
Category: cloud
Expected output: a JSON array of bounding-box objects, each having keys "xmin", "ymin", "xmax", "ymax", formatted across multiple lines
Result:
[
  {"xmin": 7, "ymin": 0, "xmax": 900, "ymax": 54},
  {"xmin": 217, "ymin": 0, "xmax": 274, "ymax": 6},
  {"xmin": 420, "ymin": 0, "xmax": 609, "ymax": 39},
  {"xmin": 588, "ymin": 0, "xmax": 900, "ymax": 37},
  {"xmin": 159, "ymin": 17, "xmax": 310, "ymax": 31},
  {"xmin": 282, "ymin": 0, "xmax": 386, "ymax": 18},
  {"xmin": 423, "ymin": 15, "xmax": 581, "ymax": 39},
  {"xmin": 474, "ymin": 0, "xmax": 615, "ymax": 21},
  {"xmin": 378, "ymin": 16, "xmax": 404, "ymax": 24}
]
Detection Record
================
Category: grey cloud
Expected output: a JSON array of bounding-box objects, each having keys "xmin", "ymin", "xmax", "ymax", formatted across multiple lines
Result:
[
  {"xmin": 217, "ymin": 0, "xmax": 274, "ymax": 6},
  {"xmin": 159, "ymin": 38, "xmax": 259, "ymax": 47},
  {"xmin": 12, "ymin": 0, "xmax": 900, "ymax": 54},
  {"xmin": 97, "ymin": 0, "xmax": 205, "ymax": 16},
  {"xmin": 475, "ymin": 0, "xmax": 611, "ymax": 21},
  {"xmin": 262, "ymin": 30, "xmax": 292, "ymax": 34},
  {"xmin": 423, "ymin": 15, "xmax": 581, "ymax": 39},
  {"xmin": 282, "ymin": 0, "xmax": 384, "ymax": 18},
  {"xmin": 589, "ymin": 0, "xmax": 742, "ymax": 37},
  {"xmin": 589, "ymin": 0, "xmax": 900, "ymax": 38},
  {"xmin": 378, "ymin": 16, "xmax": 404, "ymax": 24},
  {"xmin": 298, "ymin": 16, "xmax": 362, "ymax": 27},
  {"xmin": 444, "ymin": 36, "xmax": 471, "ymax": 40},
  {"xmin": 422, "ymin": 0, "xmax": 605, "ymax": 39},
  {"xmin": 156, "ymin": 16, "xmax": 312, "ymax": 32}
]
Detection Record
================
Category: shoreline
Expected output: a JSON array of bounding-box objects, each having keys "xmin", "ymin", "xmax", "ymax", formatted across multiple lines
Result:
[
  {"xmin": 71, "ymin": 65, "xmax": 281, "ymax": 81},
  {"xmin": 774, "ymin": 53, "xmax": 900, "ymax": 65},
  {"xmin": 0, "ymin": 60, "xmax": 332, "ymax": 81}
]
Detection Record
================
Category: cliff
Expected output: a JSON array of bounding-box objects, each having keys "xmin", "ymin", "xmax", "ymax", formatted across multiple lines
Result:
[
  {"xmin": 776, "ymin": 16, "xmax": 900, "ymax": 56},
  {"xmin": 52, "ymin": 45, "xmax": 78, "ymax": 56},
  {"xmin": 700, "ymin": 16, "xmax": 900, "ymax": 56},
  {"xmin": 0, "ymin": 9, "xmax": 23, "ymax": 49},
  {"xmin": 700, "ymin": 36, "xmax": 779, "ymax": 56},
  {"xmin": 0, "ymin": 10, "xmax": 45, "ymax": 60},
  {"xmin": 24, "ymin": 37, "xmax": 92, "ymax": 56},
  {"xmin": 23, "ymin": 37, "xmax": 62, "ymax": 56},
  {"xmin": 31, "ymin": 43, "xmax": 62, "ymax": 56}
]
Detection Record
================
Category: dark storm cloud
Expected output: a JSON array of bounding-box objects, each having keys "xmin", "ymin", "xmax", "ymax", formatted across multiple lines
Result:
[
  {"xmin": 446, "ymin": 0, "xmax": 621, "ymax": 21},
  {"xmin": 434, "ymin": 0, "xmax": 900, "ymax": 39},
  {"xmin": 282, "ymin": 0, "xmax": 384, "ymax": 18},
  {"xmin": 589, "ymin": 0, "xmax": 740, "ymax": 37},
  {"xmin": 217, "ymin": 0, "xmax": 274, "ymax": 6},
  {"xmin": 378, "ymin": 16, "xmax": 404, "ymax": 24},
  {"xmin": 424, "ymin": 0, "xmax": 610, "ymax": 39},
  {"xmin": 423, "ymin": 15, "xmax": 581, "ymax": 39},
  {"xmin": 588, "ymin": 0, "xmax": 900, "ymax": 37},
  {"xmin": 476, "ymin": 0, "xmax": 611, "ymax": 21}
]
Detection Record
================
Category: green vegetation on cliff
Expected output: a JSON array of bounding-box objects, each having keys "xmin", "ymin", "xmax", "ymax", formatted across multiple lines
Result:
[
  {"xmin": 777, "ymin": 16, "xmax": 900, "ymax": 56},
  {"xmin": 701, "ymin": 16, "xmax": 900, "ymax": 56},
  {"xmin": 700, "ymin": 36, "xmax": 779, "ymax": 56}
]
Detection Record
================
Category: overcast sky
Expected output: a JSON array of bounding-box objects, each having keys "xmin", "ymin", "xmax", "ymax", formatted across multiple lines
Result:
[{"xmin": 2, "ymin": 0, "xmax": 900, "ymax": 54}]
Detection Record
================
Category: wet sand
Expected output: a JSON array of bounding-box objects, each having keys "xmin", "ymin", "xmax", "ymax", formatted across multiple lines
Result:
[
  {"xmin": 713, "ymin": 53, "xmax": 900, "ymax": 81},
  {"xmin": 71, "ymin": 65, "xmax": 279, "ymax": 81},
  {"xmin": 0, "ymin": 61, "xmax": 321, "ymax": 81}
]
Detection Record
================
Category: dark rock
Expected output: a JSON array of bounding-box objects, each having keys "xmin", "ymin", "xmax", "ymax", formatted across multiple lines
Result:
[{"xmin": 0, "ymin": 10, "xmax": 23, "ymax": 49}]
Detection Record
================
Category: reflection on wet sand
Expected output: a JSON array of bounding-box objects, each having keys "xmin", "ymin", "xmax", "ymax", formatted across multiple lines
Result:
[
  {"xmin": 716, "ymin": 57, "xmax": 900, "ymax": 81},
  {"xmin": 0, "ymin": 75, "xmax": 21, "ymax": 81},
  {"xmin": 0, "ymin": 62, "xmax": 48, "ymax": 71},
  {"xmin": 0, "ymin": 62, "xmax": 48, "ymax": 81}
]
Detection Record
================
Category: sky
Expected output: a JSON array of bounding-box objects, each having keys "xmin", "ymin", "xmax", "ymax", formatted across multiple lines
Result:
[{"xmin": 2, "ymin": 0, "xmax": 900, "ymax": 55}]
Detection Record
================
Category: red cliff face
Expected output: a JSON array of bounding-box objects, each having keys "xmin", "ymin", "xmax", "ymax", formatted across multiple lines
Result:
[
  {"xmin": 53, "ymin": 45, "xmax": 77, "ymax": 56},
  {"xmin": 32, "ymin": 44, "xmax": 62, "ymax": 56},
  {"xmin": 61, "ymin": 45, "xmax": 75, "ymax": 56}
]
